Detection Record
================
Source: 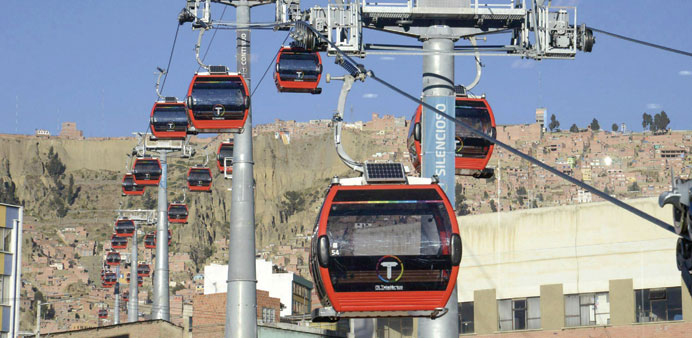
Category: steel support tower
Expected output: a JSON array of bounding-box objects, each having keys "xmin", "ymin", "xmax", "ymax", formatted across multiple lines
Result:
[
  {"xmin": 128, "ymin": 227, "xmax": 139, "ymax": 322},
  {"xmin": 222, "ymin": 0, "xmax": 272, "ymax": 336},
  {"xmin": 419, "ymin": 26, "xmax": 458, "ymax": 337},
  {"xmin": 153, "ymin": 150, "xmax": 170, "ymax": 320},
  {"xmin": 114, "ymin": 265, "xmax": 121, "ymax": 325}
]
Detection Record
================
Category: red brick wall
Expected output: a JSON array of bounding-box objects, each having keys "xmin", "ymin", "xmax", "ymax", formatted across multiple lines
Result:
[
  {"xmin": 192, "ymin": 290, "xmax": 281, "ymax": 337},
  {"xmin": 474, "ymin": 321, "xmax": 692, "ymax": 338}
]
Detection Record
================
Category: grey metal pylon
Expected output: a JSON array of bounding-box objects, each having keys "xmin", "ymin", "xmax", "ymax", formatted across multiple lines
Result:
[
  {"xmin": 153, "ymin": 150, "xmax": 170, "ymax": 320},
  {"xmin": 114, "ymin": 264, "xmax": 120, "ymax": 325},
  {"xmin": 417, "ymin": 25, "xmax": 460, "ymax": 338},
  {"xmin": 225, "ymin": 1, "xmax": 258, "ymax": 336},
  {"xmin": 128, "ymin": 226, "xmax": 139, "ymax": 322}
]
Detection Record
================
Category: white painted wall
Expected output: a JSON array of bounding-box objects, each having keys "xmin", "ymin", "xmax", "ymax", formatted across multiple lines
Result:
[
  {"xmin": 204, "ymin": 259, "xmax": 298, "ymax": 317},
  {"xmin": 457, "ymin": 197, "xmax": 679, "ymax": 301}
]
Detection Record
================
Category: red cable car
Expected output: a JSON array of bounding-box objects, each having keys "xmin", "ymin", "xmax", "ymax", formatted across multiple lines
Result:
[
  {"xmin": 186, "ymin": 67, "xmax": 250, "ymax": 133},
  {"xmin": 105, "ymin": 251, "xmax": 121, "ymax": 266},
  {"xmin": 144, "ymin": 230, "xmax": 172, "ymax": 249},
  {"xmin": 114, "ymin": 219, "xmax": 135, "ymax": 238},
  {"xmin": 110, "ymin": 234, "xmax": 128, "ymax": 250},
  {"xmin": 274, "ymin": 47, "xmax": 323, "ymax": 94},
  {"xmin": 407, "ymin": 96, "xmax": 496, "ymax": 178},
  {"xmin": 150, "ymin": 98, "xmax": 189, "ymax": 139},
  {"xmin": 102, "ymin": 272, "xmax": 117, "ymax": 287},
  {"xmin": 137, "ymin": 264, "xmax": 151, "ymax": 278},
  {"xmin": 132, "ymin": 158, "xmax": 162, "ymax": 186},
  {"xmin": 167, "ymin": 203, "xmax": 189, "ymax": 224},
  {"xmin": 127, "ymin": 273, "xmax": 144, "ymax": 287},
  {"xmin": 122, "ymin": 173, "xmax": 145, "ymax": 196},
  {"xmin": 187, "ymin": 167, "xmax": 212, "ymax": 192},
  {"xmin": 144, "ymin": 232, "xmax": 156, "ymax": 249},
  {"xmin": 309, "ymin": 179, "xmax": 461, "ymax": 318},
  {"xmin": 217, "ymin": 141, "xmax": 234, "ymax": 174},
  {"xmin": 98, "ymin": 309, "xmax": 108, "ymax": 319}
]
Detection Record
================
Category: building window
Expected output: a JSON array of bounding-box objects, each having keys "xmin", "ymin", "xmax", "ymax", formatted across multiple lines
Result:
[
  {"xmin": 0, "ymin": 228, "xmax": 11, "ymax": 252},
  {"xmin": 376, "ymin": 317, "xmax": 413, "ymax": 338},
  {"xmin": 635, "ymin": 287, "xmax": 682, "ymax": 322},
  {"xmin": 458, "ymin": 301, "xmax": 474, "ymax": 334},
  {"xmin": 261, "ymin": 307, "xmax": 275, "ymax": 323},
  {"xmin": 498, "ymin": 297, "xmax": 540, "ymax": 331},
  {"xmin": 565, "ymin": 292, "xmax": 610, "ymax": 326}
]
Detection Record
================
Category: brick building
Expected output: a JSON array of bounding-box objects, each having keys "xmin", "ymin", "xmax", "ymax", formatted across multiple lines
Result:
[
  {"xmin": 192, "ymin": 290, "xmax": 280, "ymax": 337},
  {"xmin": 58, "ymin": 122, "xmax": 84, "ymax": 139}
]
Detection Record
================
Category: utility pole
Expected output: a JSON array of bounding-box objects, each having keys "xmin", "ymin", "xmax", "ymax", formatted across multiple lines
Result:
[
  {"xmin": 35, "ymin": 300, "xmax": 41, "ymax": 338},
  {"xmin": 418, "ymin": 25, "xmax": 459, "ymax": 337},
  {"xmin": 114, "ymin": 265, "xmax": 120, "ymax": 325},
  {"xmin": 128, "ymin": 226, "xmax": 139, "ymax": 322},
  {"xmin": 153, "ymin": 150, "xmax": 170, "ymax": 320},
  {"xmin": 225, "ymin": 1, "xmax": 258, "ymax": 337}
]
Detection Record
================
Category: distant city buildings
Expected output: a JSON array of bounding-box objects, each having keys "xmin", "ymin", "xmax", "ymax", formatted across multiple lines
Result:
[{"xmin": 204, "ymin": 258, "xmax": 313, "ymax": 317}]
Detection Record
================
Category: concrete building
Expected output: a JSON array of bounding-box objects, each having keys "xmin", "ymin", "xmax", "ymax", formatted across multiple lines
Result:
[
  {"xmin": 204, "ymin": 259, "xmax": 313, "ymax": 317},
  {"xmin": 0, "ymin": 204, "xmax": 22, "ymax": 338},
  {"xmin": 453, "ymin": 196, "xmax": 689, "ymax": 336}
]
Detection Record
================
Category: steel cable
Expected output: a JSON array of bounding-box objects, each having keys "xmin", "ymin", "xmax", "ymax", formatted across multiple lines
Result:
[{"xmin": 588, "ymin": 26, "xmax": 692, "ymax": 58}]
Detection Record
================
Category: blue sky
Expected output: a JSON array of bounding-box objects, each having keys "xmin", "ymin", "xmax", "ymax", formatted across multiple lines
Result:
[{"xmin": 1, "ymin": 0, "xmax": 690, "ymax": 137}]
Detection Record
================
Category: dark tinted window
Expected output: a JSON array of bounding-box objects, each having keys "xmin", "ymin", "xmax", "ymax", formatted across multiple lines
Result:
[
  {"xmin": 190, "ymin": 77, "xmax": 247, "ymax": 118},
  {"xmin": 188, "ymin": 169, "xmax": 212, "ymax": 182},
  {"xmin": 134, "ymin": 160, "xmax": 161, "ymax": 173},
  {"xmin": 636, "ymin": 287, "xmax": 682, "ymax": 322},
  {"xmin": 218, "ymin": 144, "xmax": 234, "ymax": 160},
  {"xmin": 278, "ymin": 53, "xmax": 321, "ymax": 80},
  {"xmin": 455, "ymin": 100, "xmax": 493, "ymax": 159},
  {"xmin": 326, "ymin": 189, "xmax": 453, "ymax": 292}
]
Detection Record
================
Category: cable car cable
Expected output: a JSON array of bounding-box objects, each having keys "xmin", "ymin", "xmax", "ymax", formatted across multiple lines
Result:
[
  {"xmin": 588, "ymin": 27, "xmax": 692, "ymax": 58},
  {"xmin": 293, "ymin": 21, "xmax": 677, "ymax": 236},
  {"xmin": 160, "ymin": 24, "xmax": 181, "ymax": 94},
  {"xmin": 251, "ymin": 31, "xmax": 291, "ymax": 97}
]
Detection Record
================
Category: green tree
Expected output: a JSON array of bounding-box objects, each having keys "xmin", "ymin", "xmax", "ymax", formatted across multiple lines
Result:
[
  {"xmin": 590, "ymin": 118, "xmax": 600, "ymax": 131},
  {"xmin": 612, "ymin": 123, "xmax": 619, "ymax": 132},
  {"xmin": 653, "ymin": 111, "xmax": 670, "ymax": 132},
  {"xmin": 548, "ymin": 114, "xmax": 560, "ymax": 132},
  {"xmin": 569, "ymin": 124, "xmax": 579, "ymax": 133},
  {"xmin": 642, "ymin": 113, "xmax": 653, "ymax": 130},
  {"xmin": 489, "ymin": 199, "xmax": 497, "ymax": 212},
  {"xmin": 516, "ymin": 186, "xmax": 528, "ymax": 196},
  {"xmin": 46, "ymin": 147, "xmax": 66, "ymax": 177},
  {"xmin": 0, "ymin": 180, "xmax": 19, "ymax": 205}
]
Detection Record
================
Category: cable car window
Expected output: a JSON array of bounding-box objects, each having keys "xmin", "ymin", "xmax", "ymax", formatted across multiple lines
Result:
[
  {"xmin": 152, "ymin": 105, "xmax": 188, "ymax": 128},
  {"xmin": 278, "ymin": 53, "xmax": 321, "ymax": 81},
  {"xmin": 218, "ymin": 145, "xmax": 234, "ymax": 161},
  {"xmin": 455, "ymin": 101, "xmax": 493, "ymax": 158},
  {"xmin": 123, "ymin": 175, "xmax": 135, "ymax": 187},
  {"xmin": 325, "ymin": 189, "xmax": 452, "ymax": 292},
  {"xmin": 134, "ymin": 160, "xmax": 161, "ymax": 172},
  {"xmin": 188, "ymin": 169, "xmax": 212, "ymax": 182},
  {"xmin": 190, "ymin": 79, "xmax": 247, "ymax": 119}
]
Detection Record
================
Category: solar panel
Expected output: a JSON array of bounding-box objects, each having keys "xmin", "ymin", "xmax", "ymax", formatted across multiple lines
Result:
[
  {"xmin": 209, "ymin": 65, "xmax": 229, "ymax": 74},
  {"xmin": 364, "ymin": 162, "xmax": 406, "ymax": 183}
]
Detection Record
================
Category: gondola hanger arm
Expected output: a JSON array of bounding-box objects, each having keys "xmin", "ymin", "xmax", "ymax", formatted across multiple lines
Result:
[
  {"xmin": 327, "ymin": 73, "xmax": 368, "ymax": 173},
  {"xmin": 195, "ymin": 28, "xmax": 211, "ymax": 71}
]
